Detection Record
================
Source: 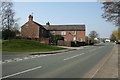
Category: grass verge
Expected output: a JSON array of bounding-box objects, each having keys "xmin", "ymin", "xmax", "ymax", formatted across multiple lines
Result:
[{"xmin": 2, "ymin": 39, "xmax": 65, "ymax": 52}]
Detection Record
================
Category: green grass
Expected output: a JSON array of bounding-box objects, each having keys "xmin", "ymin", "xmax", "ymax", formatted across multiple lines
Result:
[{"xmin": 2, "ymin": 39, "xmax": 64, "ymax": 52}]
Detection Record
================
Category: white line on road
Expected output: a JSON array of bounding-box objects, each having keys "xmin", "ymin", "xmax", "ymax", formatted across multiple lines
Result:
[
  {"xmin": 4, "ymin": 59, "xmax": 13, "ymax": 63},
  {"xmin": 64, "ymin": 53, "xmax": 85, "ymax": 61},
  {"xmin": 23, "ymin": 57, "xmax": 29, "ymax": 60},
  {"xmin": 14, "ymin": 58, "xmax": 23, "ymax": 61},
  {"xmin": 1, "ymin": 66, "xmax": 42, "ymax": 79}
]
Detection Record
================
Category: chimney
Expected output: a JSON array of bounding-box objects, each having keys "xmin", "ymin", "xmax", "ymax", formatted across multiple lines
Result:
[
  {"xmin": 46, "ymin": 22, "xmax": 50, "ymax": 27},
  {"xmin": 29, "ymin": 15, "xmax": 33, "ymax": 22}
]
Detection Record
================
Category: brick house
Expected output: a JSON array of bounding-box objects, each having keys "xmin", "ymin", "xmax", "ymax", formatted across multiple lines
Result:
[
  {"xmin": 21, "ymin": 15, "xmax": 49, "ymax": 41},
  {"xmin": 45, "ymin": 22, "xmax": 86, "ymax": 42},
  {"xmin": 21, "ymin": 15, "xmax": 86, "ymax": 46}
]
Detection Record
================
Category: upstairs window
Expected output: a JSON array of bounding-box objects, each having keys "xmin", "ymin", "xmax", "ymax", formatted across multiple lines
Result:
[
  {"xmin": 61, "ymin": 31, "xmax": 66, "ymax": 36},
  {"xmin": 50, "ymin": 31, "xmax": 55, "ymax": 35},
  {"xmin": 72, "ymin": 31, "xmax": 76, "ymax": 36}
]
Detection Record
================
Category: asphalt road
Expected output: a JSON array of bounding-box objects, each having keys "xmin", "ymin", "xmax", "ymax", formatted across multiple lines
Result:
[{"xmin": 2, "ymin": 43, "xmax": 115, "ymax": 78}]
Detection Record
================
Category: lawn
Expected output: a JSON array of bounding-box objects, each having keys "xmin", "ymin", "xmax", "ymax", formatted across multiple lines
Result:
[{"xmin": 2, "ymin": 39, "xmax": 64, "ymax": 52}]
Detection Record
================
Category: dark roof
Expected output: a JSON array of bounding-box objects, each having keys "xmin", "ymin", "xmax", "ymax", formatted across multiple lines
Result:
[
  {"xmin": 21, "ymin": 21, "xmax": 45, "ymax": 29},
  {"xmin": 33, "ymin": 21, "xmax": 45, "ymax": 29},
  {"xmin": 44, "ymin": 25, "xmax": 85, "ymax": 31}
]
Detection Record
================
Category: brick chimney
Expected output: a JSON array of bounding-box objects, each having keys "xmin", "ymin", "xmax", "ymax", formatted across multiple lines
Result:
[
  {"xmin": 46, "ymin": 22, "xmax": 50, "ymax": 27},
  {"xmin": 29, "ymin": 15, "xmax": 33, "ymax": 22}
]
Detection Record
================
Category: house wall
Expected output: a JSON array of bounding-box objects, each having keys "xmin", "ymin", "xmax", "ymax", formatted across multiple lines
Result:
[
  {"xmin": 76, "ymin": 31, "xmax": 86, "ymax": 42},
  {"xmin": 21, "ymin": 21, "xmax": 39, "ymax": 39},
  {"xmin": 50, "ymin": 30, "xmax": 85, "ymax": 42}
]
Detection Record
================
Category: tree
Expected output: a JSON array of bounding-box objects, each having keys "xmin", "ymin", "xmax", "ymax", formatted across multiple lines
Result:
[
  {"xmin": 2, "ymin": 29, "xmax": 15, "ymax": 40},
  {"xmin": 50, "ymin": 35, "xmax": 64, "ymax": 45},
  {"xmin": 0, "ymin": 1, "xmax": 18, "ymax": 40},
  {"xmin": 89, "ymin": 31, "xmax": 99, "ymax": 44},
  {"xmin": 112, "ymin": 29, "xmax": 120, "ymax": 41},
  {"xmin": 102, "ymin": 2, "xmax": 120, "ymax": 27},
  {"xmin": 55, "ymin": 35, "xmax": 64, "ymax": 41},
  {"xmin": 85, "ymin": 36, "xmax": 89, "ymax": 45},
  {"xmin": 1, "ymin": 1, "xmax": 15, "ymax": 30},
  {"xmin": 110, "ymin": 33, "xmax": 117, "ymax": 42}
]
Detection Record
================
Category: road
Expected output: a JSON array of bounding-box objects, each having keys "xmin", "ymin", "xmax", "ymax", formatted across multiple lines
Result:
[{"xmin": 2, "ymin": 43, "xmax": 115, "ymax": 78}]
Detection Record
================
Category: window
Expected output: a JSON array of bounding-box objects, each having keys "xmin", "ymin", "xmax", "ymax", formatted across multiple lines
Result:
[
  {"xmin": 78, "ymin": 38, "xmax": 83, "ymax": 42},
  {"xmin": 73, "ymin": 37, "xmax": 76, "ymax": 41},
  {"xmin": 61, "ymin": 31, "xmax": 66, "ymax": 36},
  {"xmin": 72, "ymin": 31, "xmax": 76, "ymax": 36},
  {"xmin": 51, "ymin": 31, "xmax": 55, "ymax": 35}
]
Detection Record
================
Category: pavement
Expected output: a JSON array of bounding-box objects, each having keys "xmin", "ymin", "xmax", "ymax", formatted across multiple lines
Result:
[{"xmin": 91, "ymin": 44, "xmax": 119, "ymax": 78}]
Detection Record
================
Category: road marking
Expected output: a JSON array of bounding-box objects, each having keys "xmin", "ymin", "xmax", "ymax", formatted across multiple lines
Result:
[
  {"xmin": 23, "ymin": 57, "xmax": 29, "ymax": 60},
  {"xmin": 4, "ymin": 59, "xmax": 13, "ymax": 63},
  {"xmin": 29, "ymin": 56, "xmax": 36, "ymax": 58},
  {"xmin": 64, "ymin": 53, "xmax": 85, "ymax": 61},
  {"xmin": 14, "ymin": 58, "xmax": 23, "ymax": 61},
  {"xmin": 2, "ymin": 55, "xmax": 46, "ymax": 64},
  {"xmin": 34, "ymin": 55, "xmax": 40, "ymax": 57},
  {"xmin": 1, "ymin": 66, "xmax": 42, "ymax": 79}
]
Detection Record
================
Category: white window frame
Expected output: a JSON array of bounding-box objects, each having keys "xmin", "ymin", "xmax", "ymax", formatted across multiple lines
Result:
[
  {"xmin": 73, "ymin": 37, "xmax": 76, "ymax": 41},
  {"xmin": 61, "ymin": 31, "xmax": 66, "ymax": 36}
]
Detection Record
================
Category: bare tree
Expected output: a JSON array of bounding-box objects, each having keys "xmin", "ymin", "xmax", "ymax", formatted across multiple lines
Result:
[
  {"xmin": 1, "ymin": 1, "xmax": 15, "ymax": 30},
  {"xmin": 0, "ymin": 1, "xmax": 2, "ymax": 30},
  {"xmin": 102, "ymin": 1, "xmax": 120, "ymax": 27},
  {"xmin": 0, "ymin": 1, "xmax": 17, "ymax": 40}
]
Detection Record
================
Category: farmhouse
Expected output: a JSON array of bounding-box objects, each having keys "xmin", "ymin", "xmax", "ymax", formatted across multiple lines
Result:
[
  {"xmin": 44, "ymin": 22, "xmax": 85, "ymax": 42},
  {"xmin": 21, "ymin": 15, "xmax": 49, "ymax": 40},
  {"xmin": 21, "ymin": 15, "xmax": 86, "ymax": 46}
]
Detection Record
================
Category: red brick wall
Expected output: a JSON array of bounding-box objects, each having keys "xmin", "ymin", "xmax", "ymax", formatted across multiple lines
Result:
[
  {"xmin": 76, "ymin": 31, "xmax": 86, "ymax": 42},
  {"xmin": 52, "ymin": 30, "xmax": 85, "ymax": 42},
  {"xmin": 21, "ymin": 21, "xmax": 39, "ymax": 39},
  {"xmin": 57, "ymin": 40, "xmax": 71, "ymax": 47},
  {"xmin": 41, "ymin": 38, "xmax": 50, "ymax": 45}
]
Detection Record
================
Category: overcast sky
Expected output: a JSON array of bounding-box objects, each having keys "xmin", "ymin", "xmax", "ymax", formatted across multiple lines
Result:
[{"xmin": 13, "ymin": 2, "xmax": 117, "ymax": 38}]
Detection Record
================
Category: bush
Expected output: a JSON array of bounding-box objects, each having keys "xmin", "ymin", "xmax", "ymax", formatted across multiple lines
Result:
[
  {"xmin": 77, "ymin": 42, "xmax": 86, "ymax": 46},
  {"xmin": 2, "ymin": 29, "xmax": 16, "ymax": 40},
  {"xmin": 89, "ymin": 43, "xmax": 94, "ymax": 45},
  {"xmin": 15, "ymin": 36, "xmax": 22, "ymax": 39},
  {"xmin": 71, "ymin": 41, "xmax": 86, "ymax": 47}
]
